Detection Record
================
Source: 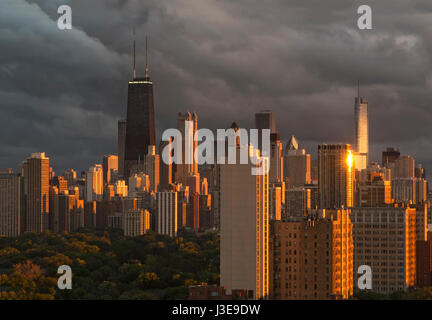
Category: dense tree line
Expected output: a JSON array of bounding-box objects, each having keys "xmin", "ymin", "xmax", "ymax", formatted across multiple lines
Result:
[{"xmin": 0, "ymin": 229, "xmax": 219, "ymax": 300}]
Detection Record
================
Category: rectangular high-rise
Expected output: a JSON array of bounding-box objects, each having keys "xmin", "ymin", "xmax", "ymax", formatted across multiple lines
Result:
[
  {"xmin": 351, "ymin": 206, "xmax": 416, "ymax": 294},
  {"xmin": 175, "ymin": 111, "xmax": 199, "ymax": 188},
  {"xmin": 103, "ymin": 155, "xmax": 118, "ymax": 185},
  {"xmin": 255, "ymin": 110, "xmax": 276, "ymax": 134},
  {"xmin": 0, "ymin": 170, "xmax": 22, "ymax": 237},
  {"xmin": 270, "ymin": 209, "xmax": 353, "ymax": 300},
  {"xmin": 354, "ymin": 96, "xmax": 369, "ymax": 170},
  {"xmin": 156, "ymin": 191, "xmax": 178, "ymax": 237},
  {"xmin": 269, "ymin": 133, "xmax": 283, "ymax": 183},
  {"xmin": 255, "ymin": 110, "xmax": 276, "ymax": 155},
  {"xmin": 124, "ymin": 68, "xmax": 156, "ymax": 179},
  {"xmin": 118, "ymin": 119, "xmax": 127, "ymax": 178},
  {"xmin": 284, "ymin": 136, "xmax": 311, "ymax": 188},
  {"xmin": 26, "ymin": 153, "xmax": 50, "ymax": 233},
  {"xmin": 86, "ymin": 165, "xmax": 103, "ymax": 202},
  {"xmin": 220, "ymin": 145, "xmax": 269, "ymax": 299},
  {"xmin": 318, "ymin": 144, "xmax": 354, "ymax": 209}
]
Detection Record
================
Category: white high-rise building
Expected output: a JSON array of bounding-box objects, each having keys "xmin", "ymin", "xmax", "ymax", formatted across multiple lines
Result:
[
  {"xmin": 156, "ymin": 191, "xmax": 178, "ymax": 237},
  {"xmin": 354, "ymin": 92, "xmax": 369, "ymax": 170},
  {"xmin": 86, "ymin": 164, "xmax": 103, "ymax": 202},
  {"xmin": 220, "ymin": 144, "xmax": 269, "ymax": 300}
]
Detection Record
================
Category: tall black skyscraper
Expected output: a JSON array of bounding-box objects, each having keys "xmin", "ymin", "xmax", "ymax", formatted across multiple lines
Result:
[{"xmin": 124, "ymin": 37, "xmax": 156, "ymax": 178}]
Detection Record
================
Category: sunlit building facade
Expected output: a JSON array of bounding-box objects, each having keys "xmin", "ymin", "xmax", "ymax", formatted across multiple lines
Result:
[
  {"xmin": 354, "ymin": 96, "xmax": 369, "ymax": 170},
  {"xmin": 220, "ymin": 145, "xmax": 269, "ymax": 300},
  {"xmin": 271, "ymin": 209, "xmax": 353, "ymax": 300},
  {"xmin": 0, "ymin": 170, "xmax": 22, "ymax": 237},
  {"xmin": 26, "ymin": 153, "xmax": 50, "ymax": 233},
  {"xmin": 318, "ymin": 144, "xmax": 354, "ymax": 209},
  {"xmin": 351, "ymin": 205, "xmax": 416, "ymax": 294}
]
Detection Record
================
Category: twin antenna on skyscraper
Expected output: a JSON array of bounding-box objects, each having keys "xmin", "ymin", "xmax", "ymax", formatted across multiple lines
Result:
[{"xmin": 132, "ymin": 27, "xmax": 149, "ymax": 80}]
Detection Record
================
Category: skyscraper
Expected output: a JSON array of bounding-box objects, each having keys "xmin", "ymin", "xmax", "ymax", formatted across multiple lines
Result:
[
  {"xmin": 255, "ymin": 110, "xmax": 276, "ymax": 134},
  {"xmin": 283, "ymin": 135, "xmax": 311, "ymax": 188},
  {"xmin": 159, "ymin": 139, "xmax": 173, "ymax": 190},
  {"xmin": 144, "ymin": 145, "xmax": 160, "ymax": 192},
  {"xmin": 26, "ymin": 153, "xmax": 50, "ymax": 233},
  {"xmin": 352, "ymin": 206, "xmax": 416, "ymax": 294},
  {"xmin": 318, "ymin": 144, "xmax": 354, "ymax": 209},
  {"xmin": 382, "ymin": 147, "xmax": 400, "ymax": 167},
  {"xmin": 124, "ymin": 38, "xmax": 156, "ymax": 179},
  {"xmin": 175, "ymin": 111, "xmax": 200, "ymax": 192},
  {"xmin": 157, "ymin": 191, "xmax": 178, "ymax": 237},
  {"xmin": 390, "ymin": 155, "xmax": 416, "ymax": 203},
  {"xmin": 103, "ymin": 155, "xmax": 118, "ymax": 185},
  {"xmin": 354, "ymin": 87, "xmax": 369, "ymax": 171},
  {"xmin": 86, "ymin": 165, "xmax": 103, "ymax": 202},
  {"xmin": 269, "ymin": 133, "xmax": 283, "ymax": 183},
  {"xmin": 118, "ymin": 119, "xmax": 127, "ymax": 177},
  {"xmin": 270, "ymin": 209, "xmax": 353, "ymax": 300},
  {"xmin": 220, "ymin": 144, "xmax": 269, "ymax": 299},
  {"xmin": 0, "ymin": 169, "xmax": 22, "ymax": 237},
  {"xmin": 255, "ymin": 110, "xmax": 276, "ymax": 154}
]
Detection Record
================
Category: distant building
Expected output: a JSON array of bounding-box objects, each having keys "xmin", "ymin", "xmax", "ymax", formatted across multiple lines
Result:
[
  {"xmin": 351, "ymin": 205, "xmax": 416, "ymax": 294},
  {"xmin": 144, "ymin": 145, "xmax": 160, "ymax": 192},
  {"xmin": 63, "ymin": 169, "xmax": 77, "ymax": 185},
  {"xmin": 123, "ymin": 209, "xmax": 150, "ymax": 237},
  {"xmin": 156, "ymin": 191, "xmax": 178, "ymax": 237},
  {"xmin": 220, "ymin": 144, "xmax": 269, "ymax": 300},
  {"xmin": 103, "ymin": 155, "xmax": 118, "ymax": 185},
  {"xmin": 358, "ymin": 179, "xmax": 392, "ymax": 207},
  {"xmin": 270, "ymin": 209, "xmax": 353, "ymax": 300},
  {"xmin": 283, "ymin": 136, "xmax": 311, "ymax": 188},
  {"xmin": 255, "ymin": 110, "xmax": 276, "ymax": 134},
  {"xmin": 188, "ymin": 284, "xmax": 252, "ymax": 300},
  {"xmin": 318, "ymin": 144, "xmax": 354, "ymax": 209},
  {"xmin": 0, "ymin": 170, "xmax": 22, "ymax": 237},
  {"xmin": 159, "ymin": 139, "xmax": 172, "ymax": 190},
  {"xmin": 285, "ymin": 187, "xmax": 310, "ymax": 219},
  {"xmin": 176, "ymin": 111, "xmax": 199, "ymax": 187},
  {"xmin": 123, "ymin": 53, "xmax": 156, "ymax": 178},
  {"xmin": 269, "ymin": 185, "xmax": 282, "ymax": 221},
  {"xmin": 269, "ymin": 133, "xmax": 283, "ymax": 183},
  {"xmin": 26, "ymin": 153, "xmax": 50, "ymax": 233},
  {"xmin": 354, "ymin": 94, "xmax": 369, "ymax": 170},
  {"xmin": 86, "ymin": 164, "xmax": 103, "ymax": 202},
  {"xmin": 50, "ymin": 187, "xmax": 84, "ymax": 232},
  {"xmin": 53, "ymin": 176, "xmax": 68, "ymax": 193},
  {"xmin": 118, "ymin": 119, "xmax": 127, "ymax": 177},
  {"xmin": 416, "ymin": 232, "xmax": 432, "ymax": 288},
  {"xmin": 114, "ymin": 180, "xmax": 128, "ymax": 198},
  {"xmin": 382, "ymin": 147, "xmax": 400, "ymax": 168}
]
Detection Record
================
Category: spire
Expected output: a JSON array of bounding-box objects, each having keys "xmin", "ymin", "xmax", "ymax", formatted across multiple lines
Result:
[
  {"xmin": 286, "ymin": 135, "xmax": 299, "ymax": 151},
  {"xmin": 145, "ymin": 35, "xmax": 150, "ymax": 80},
  {"xmin": 357, "ymin": 79, "xmax": 360, "ymax": 99},
  {"xmin": 133, "ymin": 27, "xmax": 136, "ymax": 79}
]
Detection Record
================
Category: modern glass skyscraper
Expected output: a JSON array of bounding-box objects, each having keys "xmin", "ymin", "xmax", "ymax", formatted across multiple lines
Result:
[
  {"xmin": 354, "ymin": 93, "xmax": 369, "ymax": 170},
  {"xmin": 318, "ymin": 144, "xmax": 354, "ymax": 209},
  {"xmin": 124, "ymin": 39, "xmax": 156, "ymax": 179}
]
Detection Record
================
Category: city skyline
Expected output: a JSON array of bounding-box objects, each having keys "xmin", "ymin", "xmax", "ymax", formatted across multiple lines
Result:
[
  {"xmin": 2, "ymin": 1, "xmax": 432, "ymax": 302},
  {"xmin": 1, "ymin": 0, "xmax": 432, "ymax": 176}
]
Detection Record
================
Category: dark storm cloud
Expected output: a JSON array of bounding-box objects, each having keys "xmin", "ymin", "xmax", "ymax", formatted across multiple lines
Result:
[{"xmin": 1, "ymin": 0, "xmax": 432, "ymax": 176}]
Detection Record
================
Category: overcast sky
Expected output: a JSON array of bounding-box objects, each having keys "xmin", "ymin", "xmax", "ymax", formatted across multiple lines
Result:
[{"xmin": 1, "ymin": 0, "xmax": 432, "ymax": 177}]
